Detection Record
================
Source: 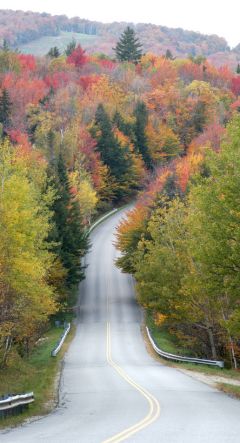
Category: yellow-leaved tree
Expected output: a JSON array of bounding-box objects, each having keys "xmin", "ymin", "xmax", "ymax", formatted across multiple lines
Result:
[
  {"xmin": 69, "ymin": 170, "xmax": 98, "ymax": 225},
  {"xmin": 0, "ymin": 140, "xmax": 57, "ymax": 367}
]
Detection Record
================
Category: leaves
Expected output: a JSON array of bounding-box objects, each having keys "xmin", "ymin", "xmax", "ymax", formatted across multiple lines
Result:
[
  {"xmin": 117, "ymin": 116, "xmax": 240, "ymax": 365},
  {"xmin": 0, "ymin": 140, "xmax": 56, "ymax": 366},
  {"xmin": 0, "ymin": 37, "xmax": 238, "ymax": 366}
]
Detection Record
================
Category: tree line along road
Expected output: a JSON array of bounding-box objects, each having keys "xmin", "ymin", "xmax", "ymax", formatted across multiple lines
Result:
[{"xmin": 1, "ymin": 208, "xmax": 240, "ymax": 443}]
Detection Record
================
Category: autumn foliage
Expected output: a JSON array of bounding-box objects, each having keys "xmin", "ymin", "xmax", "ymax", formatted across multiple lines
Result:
[
  {"xmin": 0, "ymin": 39, "xmax": 239, "ymax": 368},
  {"xmin": 67, "ymin": 45, "xmax": 88, "ymax": 68}
]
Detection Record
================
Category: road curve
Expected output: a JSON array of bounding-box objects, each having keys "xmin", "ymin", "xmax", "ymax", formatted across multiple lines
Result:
[{"xmin": 1, "ymin": 208, "xmax": 240, "ymax": 443}]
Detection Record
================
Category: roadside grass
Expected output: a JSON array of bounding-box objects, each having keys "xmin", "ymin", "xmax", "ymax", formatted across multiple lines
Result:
[
  {"xmin": 146, "ymin": 313, "xmax": 240, "ymax": 380},
  {"xmin": 18, "ymin": 31, "xmax": 100, "ymax": 56},
  {"xmin": 0, "ymin": 324, "xmax": 75, "ymax": 429},
  {"xmin": 172, "ymin": 361, "xmax": 240, "ymax": 379},
  {"xmin": 217, "ymin": 383, "xmax": 240, "ymax": 399},
  {"xmin": 146, "ymin": 313, "xmax": 191, "ymax": 356}
]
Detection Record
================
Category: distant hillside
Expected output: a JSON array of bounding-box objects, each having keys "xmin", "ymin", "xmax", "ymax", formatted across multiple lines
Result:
[
  {"xmin": 18, "ymin": 31, "xmax": 101, "ymax": 56},
  {"xmin": 0, "ymin": 9, "xmax": 240, "ymax": 66}
]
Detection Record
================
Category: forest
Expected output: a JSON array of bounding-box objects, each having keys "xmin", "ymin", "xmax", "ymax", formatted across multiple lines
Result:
[
  {"xmin": 0, "ymin": 8, "xmax": 238, "ymax": 62},
  {"xmin": 0, "ymin": 27, "xmax": 240, "ymax": 370}
]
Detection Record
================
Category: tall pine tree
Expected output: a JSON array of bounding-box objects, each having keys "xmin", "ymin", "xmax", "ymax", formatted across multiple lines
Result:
[
  {"xmin": 92, "ymin": 104, "xmax": 132, "ymax": 201},
  {"xmin": 49, "ymin": 154, "xmax": 89, "ymax": 292},
  {"xmin": 114, "ymin": 27, "xmax": 143, "ymax": 64},
  {"xmin": 0, "ymin": 88, "xmax": 11, "ymax": 133},
  {"xmin": 133, "ymin": 101, "xmax": 152, "ymax": 169}
]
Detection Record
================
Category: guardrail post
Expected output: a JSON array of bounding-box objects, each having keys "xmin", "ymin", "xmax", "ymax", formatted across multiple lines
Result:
[{"xmin": 51, "ymin": 323, "xmax": 71, "ymax": 357}]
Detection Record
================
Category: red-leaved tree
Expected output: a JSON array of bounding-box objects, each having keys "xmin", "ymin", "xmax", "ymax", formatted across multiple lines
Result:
[
  {"xmin": 231, "ymin": 77, "xmax": 240, "ymax": 96},
  {"xmin": 67, "ymin": 45, "xmax": 88, "ymax": 68}
]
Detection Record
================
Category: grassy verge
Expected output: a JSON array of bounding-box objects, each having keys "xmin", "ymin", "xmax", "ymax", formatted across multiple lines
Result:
[
  {"xmin": 146, "ymin": 313, "xmax": 191, "ymax": 356},
  {"xmin": 217, "ymin": 383, "xmax": 240, "ymax": 399},
  {"xmin": 0, "ymin": 324, "xmax": 75, "ymax": 428},
  {"xmin": 146, "ymin": 313, "xmax": 240, "ymax": 380},
  {"xmin": 171, "ymin": 361, "xmax": 240, "ymax": 379}
]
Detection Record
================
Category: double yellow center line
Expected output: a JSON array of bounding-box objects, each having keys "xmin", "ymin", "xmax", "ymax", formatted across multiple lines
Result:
[{"xmin": 102, "ymin": 322, "xmax": 160, "ymax": 443}]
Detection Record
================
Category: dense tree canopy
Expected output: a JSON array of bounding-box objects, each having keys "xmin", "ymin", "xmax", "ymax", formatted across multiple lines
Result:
[
  {"xmin": 117, "ymin": 117, "xmax": 240, "ymax": 367},
  {"xmin": 0, "ymin": 35, "xmax": 239, "ymax": 368}
]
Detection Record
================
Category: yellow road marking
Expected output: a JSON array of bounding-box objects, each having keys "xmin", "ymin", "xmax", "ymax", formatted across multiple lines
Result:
[{"xmin": 102, "ymin": 322, "xmax": 160, "ymax": 443}]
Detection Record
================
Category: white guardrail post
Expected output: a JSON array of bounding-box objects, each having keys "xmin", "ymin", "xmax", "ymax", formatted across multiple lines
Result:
[
  {"xmin": 51, "ymin": 323, "xmax": 71, "ymax": 357},
  {"xmin": 146, "ymin": 327, "xmax": 224, "ymax": 368}
]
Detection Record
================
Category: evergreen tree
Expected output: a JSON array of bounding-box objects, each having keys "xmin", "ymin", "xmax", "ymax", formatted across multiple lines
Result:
[
  {"xmin": 93, "ymin": 104, "xmax": 131, "ymax": 179},
  {"xmin": 47, "ymin": 46, "xmax": 61, "ymax": 58},
  {"xmin": 49, "ymin": 154, "xmax": 89, "ymax": 291},
  {"xmin": 192, "ymin": 101, "xmax": 206, "ymax": 133},
  {"xmin": 133, "ymin": 101, "xmax": 152, "ymax": 169},
  {"xmin": 47, "ymin": 129, "xmax": 56, "ymax": 163},
  {"xmin": 92, "ymin": 104, "xmax": 133, "ymax": 201},
  {"xmin": 112, "ymin": 111, "xmax": 134, "ymax": 138},
  {"xmin": 114, "ymin": 27, "xmax": 143, "ymax": 64},
  {"xmin": 165, "ymin": 49, "xmax": 175, "ymax": 60},
  {"xmin": 0, "ymin": 88, "xmax": 12, "ymax": 131},
  {"xmin": 65, "ymin": 38, "xmax": 77, "ymax": 56},
  {"xmin": 26, "ymin": 105, "xmax": 41, "ymax": 143},
  {"xmin": 64, "ymin": 197, "xmax": 88, "ymax": 286},
  {"xmin": 236, "ymin": 64, "xmax": 240, "ymax": 74},
  {"xmin": 2, "ymin": 39, "xmax": 9, "ymax": 52}
]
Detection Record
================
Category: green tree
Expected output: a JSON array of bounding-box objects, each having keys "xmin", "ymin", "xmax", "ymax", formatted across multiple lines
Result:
[
  {"xmin": 236, "ymin": 63, "xmax": 240, "ymax": 74},
  {"xmin": 183, "ymin": 115, "xmax": 240, "ymax": 366},
  {"xmin": 50, "ymin": 154, "xmax": 89, "ymax": 292},
  {"xmin": 188, "ymin": 54, "xmax": 206, "ymax": 65},
  {"xmin": 65, "ymin": 38, "xmax": 77, "ymax": 56},
  {"xmin": 134, "ymin": 198, "xmax": 222, "ymax": 360},
  {"xmin": 135, "ymin": 199, "xmax": 188, "ymax": 319},
  {"xmin": 112, "ymin": 111, "xmax": 134, "ymax": 138},
  {"xmin": 91, "ymin": 104, "xmax": 132, "ymax": 201},
  {"xmin": 2, "ymin": 39, "xmax": 9, "ymax": 52},
  {"xmin": 0, "ymin": 88, "xmax": 12, "ymax": 132},
  {"xmin": 165, "ymin": 49, "xmax": 175, "ymax": 60},
  {"xmin": 47, "ymin": 129, "xmax": 56, "ymax": 163},
  {"xmin": 192, "ymin": 101, "xmax": 207, "ymax": 133},
  {"xmin": 114, "ymin": 27, "xmax": 143, "ymax": 64},
  {"xmin": 133, "ymin": 101, "xmax": 152, "ymax": 169},
  {"xmin": 47, "ymin": 46, "xmax": 60, "ymax": 58}
]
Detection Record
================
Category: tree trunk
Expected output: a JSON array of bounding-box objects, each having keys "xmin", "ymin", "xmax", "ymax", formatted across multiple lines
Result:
[
  {"xmin": 207, "ymin": 327, "xmax": 217, "ymax": 360},
  {"xmin": 1, "ymin": 335, "xmax": 12, "ymax": 368},
  {"xmin": 229, "ymin": 336, "xmax": 238, "ymax": 369}
]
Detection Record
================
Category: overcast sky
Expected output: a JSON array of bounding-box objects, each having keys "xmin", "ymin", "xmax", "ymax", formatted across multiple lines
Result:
[{"xmin": 1, "ymin": 0, "xmax": 239, "ymax": 48}]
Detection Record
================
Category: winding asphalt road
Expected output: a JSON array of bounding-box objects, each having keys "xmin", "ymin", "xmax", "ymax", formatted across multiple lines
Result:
[{"xmin": 1, "ymin": 209, "xmax": 240, "ymax": 442}]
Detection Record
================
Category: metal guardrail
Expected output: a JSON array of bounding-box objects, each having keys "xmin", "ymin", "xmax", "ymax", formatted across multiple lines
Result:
[
  {"xmin": 0, "ymin": 392, "xmax": 34, "ymax": 419},
  {"xmin": 88, "ymin": 204, "xmax": 133, "ymax": 235},
  {"xmin": 88, "ymin": 209, "xmax": 118, "ymax": 234},
  {"xmin": 146, "ymin": 327, "xmax": 224, "ymax": 368},
  {"xmin": 51, "ymin": 323, "xmax": 71, "ymax": 357}
]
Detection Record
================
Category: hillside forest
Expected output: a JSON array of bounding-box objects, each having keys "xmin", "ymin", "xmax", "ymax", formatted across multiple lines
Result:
[
  {"xmin": 1, "ymin": 9, "xmax": 240, "ymax": 67},
  {"xmin": 0, "ymin": 27, "xmax": 240, "ymax": 369}
]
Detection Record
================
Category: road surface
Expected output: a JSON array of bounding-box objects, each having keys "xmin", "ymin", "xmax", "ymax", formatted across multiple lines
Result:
[{"xmin": 1, "ymin": 209, "xmax": 240, "ymax": 442}]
